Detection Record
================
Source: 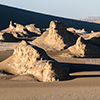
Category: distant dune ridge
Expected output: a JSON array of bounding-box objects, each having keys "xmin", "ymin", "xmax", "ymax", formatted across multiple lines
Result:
[
  {"xmin": 32, "ymin": 20, "xmax": 78, "ymax": 51},
  {"xmin": 1, "ymin": 4, "xmax": 100, "ymax": 32},
  {"xmin": 0, "ymin": 40, "xmax": 69, "ymax": 82},
  {"xmin": 79, "ymin": 16, "xmax": 100, "ymax": 23}
]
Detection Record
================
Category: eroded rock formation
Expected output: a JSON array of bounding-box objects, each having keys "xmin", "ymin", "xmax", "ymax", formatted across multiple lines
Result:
[
  {"xmin": 25, "ymin": 24, "xmax": 41, "ymax": 35},
  {"xmin": 0, "ymin": 33, "xmax": 18, "ymax": 42},
  {"xmin": 66, "ymin": 37, "xmax": 100, "ymax": 57},
  {"xmin": 0, "ymin": 41, "xmax": 69, "ymax": 82},
  {"xmin": 0, "ymin": 21, "xmax": 41, "ymax": 40},
  {"xmin": 67, "ymin": 27, "xmax": 86, "ymax": 33},
  {"xmin": 1, "ymin": 21, "xmax": 28, "ymax": 38},
  {"xmin": 32, "ymin": 20, "xmax": 78, "ymax": 51},
  {"xmin": 83, "ymin": 32, "xmax": 100, "ymax": 46}
]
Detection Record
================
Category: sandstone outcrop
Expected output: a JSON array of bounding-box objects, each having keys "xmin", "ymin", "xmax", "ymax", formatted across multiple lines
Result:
[
  {"xmin": 32, "ymin": 20, "xmax": 78, "ymax": 51},
  {"xmin": 14, "ymin": 22, "xmax": 25, "ymax": 31},
  {"xmin": 66, "ymin": 37, "xmax": 100, "ymax": 57},
  {"xmin": 0, "ymin": 32, "xmax": 18, "ymax": 42},
  {"xmin": 1, "ymin": 21, "xmax": 28, "ymax": 38},
  {"xmin": 84, "ymin": 32, "xmax": 100, "ymax": 46},
  {"xmin": 67, "ymin": 27, "xmax": 86, "ymax": 34},
  {"xmin": 0, "ymin": 21, "xmax": 42, "ymax": 41},
  {"xmin": 0, "ymin": 41, "xmax": 69, "ymax": 82},
  {"xmin": 25, "ymin": 24, "xmax": 41, "ymax": 35}
]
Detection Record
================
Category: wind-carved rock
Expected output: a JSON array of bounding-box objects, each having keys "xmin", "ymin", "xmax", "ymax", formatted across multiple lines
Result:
[
  {"xmin": 14, "ymin": 22, "xmax": 25, "ymax": 32},
  {"xmin": 0, "ymin": 21, "xmax": 42, "ymax": 41},
  {"xmin": 67, "ymin": 27, "xmax": 86, "ymax": 36},
  {"xmin": 25, "ymin": 24, "xmax": 41, "ymax": 35},
  {"xmin": 0, "ymin": 21, "xmax": 28, "ymax": 38},
  {"xmin": 32, "ymin": 20, "xmax": 78, "ymax": 51},
  {"xmin": 0, "ymin": 41, "xmax": 69, "ymax": 82},
  {"xmin": 0, "ymin": 33, "xmax": 18, "ymax": 42},
  {"xmin": 9, "ymin": 21, "xmax": 15, "ymax": 30},
  {"xmin": 83, "ymin": 32, "xmax": 100, "ymax": 46},
  {"xmin": 67, "ymin": 37, "xmax": 100, "ymax": 57}
]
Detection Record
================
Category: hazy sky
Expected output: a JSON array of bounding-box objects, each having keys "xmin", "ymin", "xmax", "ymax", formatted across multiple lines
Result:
[{"xmin": 0, "ymin": 0, "xmax": 100, "ymax": 19}]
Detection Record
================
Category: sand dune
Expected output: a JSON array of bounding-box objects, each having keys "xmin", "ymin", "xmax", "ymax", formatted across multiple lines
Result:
[
  {"xmin": 1, "ymin": 4, "xmax": 100, "ymax": 32},
  {"xmin": 0, "ymin": 77, "xmax": 100, "ymax": 100},
  {"xmin": 0, "ymin": 51, "xmax": 13, "ymax": 62}
]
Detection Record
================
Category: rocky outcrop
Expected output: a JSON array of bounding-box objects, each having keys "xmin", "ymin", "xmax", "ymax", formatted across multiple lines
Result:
[
  {"xmin": 0, "ymin": 41, "xmax": 69, "ymax": 82},
  {"xmin": 67, "ymin": 27, "xmax": 86, "ymax": 33},
  {"xmin": 0, "ymin": 32, "xmax": 18, "ymax": 42},
  {"xmin": 1, "ymin": 21, "xmax": 28, "ymax": 38},
  {"xmin": 25, "ymin": 24, "xmax": 41, "ymax": 35},
  {"xmin": 66, "ymin": 37, "xmax": 100, "ymax": 57},
  {"xmin": 14, "ymin": 22, "xmax": 25, "ymax": 31},
  {"xmin": 32, "ymin": 20, "xmax": 78, "ymax": 51},
  {"xmin": 83, "ymin": 32, "xmax": 100, "ymax": 46},
  {"xmin": 0, "ymin": 21, "xmax": 42, "ymax": 39}
]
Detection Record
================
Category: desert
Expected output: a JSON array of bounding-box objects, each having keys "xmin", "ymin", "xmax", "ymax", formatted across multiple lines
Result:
[{"xmin": 0, "ymin": 4, "xmax": 100, "ymax": 100}]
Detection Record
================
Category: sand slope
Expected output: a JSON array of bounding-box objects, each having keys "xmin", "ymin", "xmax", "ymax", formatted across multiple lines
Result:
[
  {"xmin": 1, "ymin": 4, "xmax": 100, "ymax": 32},
  {"xmin": 0, "ymin": 71, "xmax": 100, "ymax": 100}
]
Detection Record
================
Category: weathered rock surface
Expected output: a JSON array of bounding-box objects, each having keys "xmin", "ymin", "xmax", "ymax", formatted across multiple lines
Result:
[
  {"xmin": 66, "ymin": 37, "xmax": 100, "ymax": 57},
  {"xmin": 32, "ymin": 20, "xmax": 78, "ymax": 51},
  {"xmin": 83, "ymin": 32, "xmax": 100, "ymax": 46},
  {"xmin": 67, "ymin": 27, "xmax": 86, "ymax": 34},
  {"xmin": 1, "ymin": 21, "xmax": 28, "ymax": 38},
  {"xmin": 0, "ymin": 41, "xmax": 69, "ymax": 82},
  {"xmin": 0, "ymin": 33, "xmax": 18, "ymax": 42},
  {"xmin": 14, "ymin": 22, "xmax": 25, "ymax": 31},
  {"xmin": 25, "ymin": 24, "xmax": 41, "ymax": 35},
  {"xmin": 0, "ymin": 21, "xmax": 41, "ymax": 40}
]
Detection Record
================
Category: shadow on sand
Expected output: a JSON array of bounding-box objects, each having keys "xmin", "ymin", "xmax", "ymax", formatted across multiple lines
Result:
[{"xmin": 59, "ymin": 63, "xmax": 100, "ymax": 80}]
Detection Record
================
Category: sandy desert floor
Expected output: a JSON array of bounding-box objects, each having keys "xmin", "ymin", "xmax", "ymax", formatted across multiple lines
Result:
[
  {"xmin": 0, "ymin": 77, "xmax": 100, "ymax": 100},
  {"xmin": 0, "ymin": 42, "xmax": 100, "ymax": 100}
]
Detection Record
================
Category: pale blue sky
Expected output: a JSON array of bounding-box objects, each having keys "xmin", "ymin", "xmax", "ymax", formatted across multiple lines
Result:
[{"xmin": 0, "ymin": 0, "xmax": 100, "ymax": 19}]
